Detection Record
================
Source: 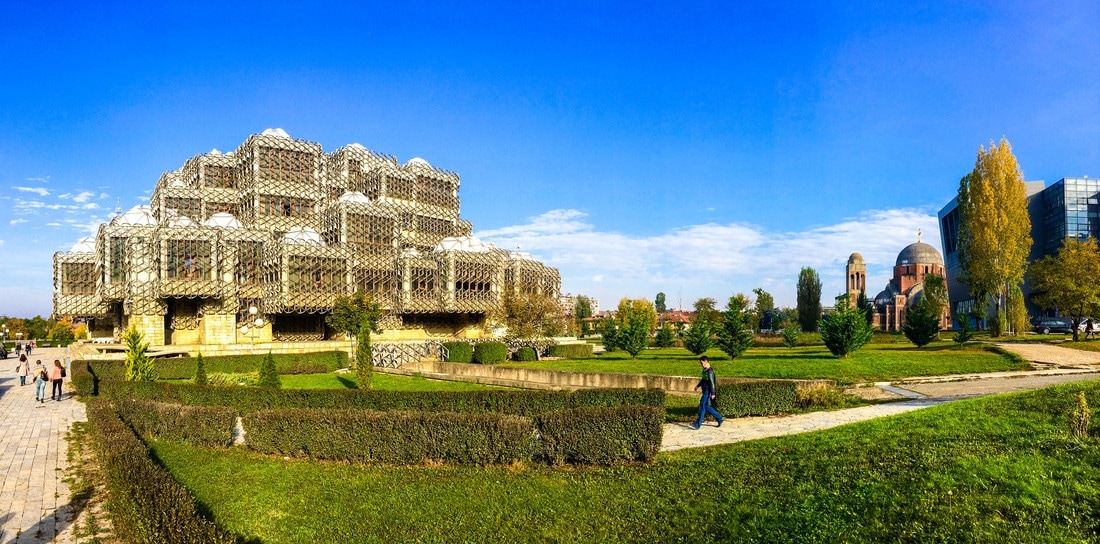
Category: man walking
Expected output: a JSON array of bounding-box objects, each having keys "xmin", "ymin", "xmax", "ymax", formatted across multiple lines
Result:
[{"xmin": 692, "ymin": 355, "xmax": 724, "ymax": 429}]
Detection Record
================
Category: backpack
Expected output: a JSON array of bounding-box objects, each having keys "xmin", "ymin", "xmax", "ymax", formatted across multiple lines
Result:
[{"xmin": 61, "ymin": 366, "xmax": 67, "ymax": 378}]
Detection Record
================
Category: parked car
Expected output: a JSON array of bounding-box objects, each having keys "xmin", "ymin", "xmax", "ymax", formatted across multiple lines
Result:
[{"xmin": 1033, "ymin": 317, "xmax": 1074, "ymax": 334}]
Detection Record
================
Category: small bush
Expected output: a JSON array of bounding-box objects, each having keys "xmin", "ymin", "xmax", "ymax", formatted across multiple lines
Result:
[
  {"xmin": 548, "ymin": 343, "xmax": 593, "ymax": 359},
  {"xmin": 514, "ymin": 347, "xmax": 538, "ymax": 361},
  {"xmin": 114, "ymin": 399, "xmax": 236, "ymax": 447},
  {"xmin": 85, "ymin": 400, "xmax": 235, "ymax": 544},
  {"xmin": 74, "ymin": 351, "xmax": 347, "ymax": 381},
  {"xmin": 257, "ymin": 352, "xmax": 281, "ymax": 388},
  {"xmin": 1070, "ymin": 391, "xmax": 1091, "ymax": 438},
  {"xmin": 535, "ymin": 405, "xmax": 664, "ymax": 466},
  {"xmin": 714, "ymin": 380, "xmax": 799, "ymax": 417},
  {"xmin": 473, "ymin": 342, "xmax": 508, "ymax": 364},
  {"xmin": 243, "ymin": 409, "xmax": 537, "ymax": 465},
  {"xmin": 194, "ymin": 352, "xmax": 208, "ymax": 385},
  {"xmin": 902, "ymin": 303, "xmax": 941, "ymax": 347},
  {"xmin": 654, "ymin": 325, "xmax": 675, "ymax": 348},
  {"xmin": 796, "ymin": 383, "xmax": 852, "ymax": 409},
  {"xmin": 782, "ymin": 326, "xmax": 800, "ymax": 348},
  {"xmin": 206, "ymin": 372, "xmax": 258, "ymax": 387},
  {"xmin": 820, "ymin": 303, "xmax": 874, "ymax": 358},
  {"xmin": 954, "ymin": 316, "xmax": 974, "ymax": 344},
  {"xmin": 443, "ymin": 341, "xmax": 473, "ymax": 363}
]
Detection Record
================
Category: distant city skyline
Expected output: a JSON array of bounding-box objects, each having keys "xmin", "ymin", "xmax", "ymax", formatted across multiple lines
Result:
[{"xmin": 2, "ymin": 1, "xmax": 1097, "ymax": 317}]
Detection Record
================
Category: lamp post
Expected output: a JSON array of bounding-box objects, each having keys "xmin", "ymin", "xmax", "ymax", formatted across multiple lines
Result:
[{"xmin": 239, "ymin": 305, "xmax": 264, "ymax": 348}]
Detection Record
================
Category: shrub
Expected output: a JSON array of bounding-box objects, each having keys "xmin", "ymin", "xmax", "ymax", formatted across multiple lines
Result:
[
  {"xmin": 654, "ymin": 324, "xmax": 675, "ymax": 348},
  {"xmin": 535, "ymin": 405, "xmax": 664, "ymax": 465},
  {"xmin": 243, "ymin": 409, "xmax": 537, "ymax": 465},
  {"xmin": 796, "ymin": 383, "xmax": 852, "ymax": 409},
  {"xmin": 1070, "ymin": 391, "xmax": 1091, "ymax": 438},
  {"xmin": 357, "ymin": 319, "xmax": 372, "ymax": 390},
  {"xmin": 257, "ymin": 352, "xmax": 281, "ymax": 388},
  {"xmin": 194, "ymin": 352, "xmax": 208, "ymax": 385},
  {"xmin": 85, "ymin": 401, "xmax": 235, "ymax": 544},
  {"xmin": 123, "ymin": 326, "xmax": 155, "ymax": 381},
  {"xmin": 953, "ymin": 316, "xmax": 974, "ymax": 344},
  {"xmin": 714, "ymin": 380, "xmax": 799, "ymax": 417},
  {"xmin": 114, "ymin": 399, "xmax": 236, "ymax": 447},
  {"xmin": 77, "ymin": 351, "xmax": 346, "ymax": 381},
  {"xmin": 473, "ymin": 342, "xmax": 508, "ymax": 364},
  {"xmin": 782, "ymin": 326, "xmax": 800, "ymax": 348},
  {"xmin": 514, "ymin": 347, "xmax": 538, "ymax": 361},
  {"xmin": 820, "ymin": 298, "xmax": 874, "ymax": 358},
  {"xmin": 443, "ymin": 341, "xmax": 474, "ymax": 363},
  {"xmin": 548, "ymin": 343, "xmax": 593, "ymax": 359},
  {"xmin": 716, "ymin": 296, "xmax": 754, "ymax": 359},
  {"xmin": 683, "ymin": 316, "xmax": 714, "ymax": 356},
  {"xmin": 570, "ymin": 388, "xmax": 665, "ymax": 408},
  {"xmin": 902, "ymin": 303, "xmax": 941, "ymax": 347}
]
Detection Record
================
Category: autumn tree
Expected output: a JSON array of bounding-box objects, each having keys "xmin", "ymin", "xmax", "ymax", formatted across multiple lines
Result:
[
  {"xmin": 797, "ymin": 267, "xmax": 822, "ymax": 332},
  {"xmin": 752, "ymin": 287, "xmax": 775, "ymax": 331},
  {"xmin": 957, "ymin": 137, "xmax": 1032, "ymax": 336},
  {"xmin": 655, "ymin": 292, "xmax": 667, "ymax": 313},
  {"xmin": 717, "ymin": 293, "xmax": 754, "ymax": 359},
  {"xmin": 327, "ymin": 290, "xmax": 383, "ymax": 368},
  {"xmin": 1029, "ymin": 237, "xmax": 1100, "ymax": 341},
  {"xmin": 693, "ymin": 297, "xmax": 722, "ymax": 324},
  {"xmin": 498, "ymin": 292, "xmax": 565, "ymax": 339}
]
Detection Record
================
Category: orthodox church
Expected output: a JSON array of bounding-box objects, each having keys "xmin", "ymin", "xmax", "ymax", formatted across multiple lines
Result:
[{"xmin": 846, "ymin": 232, "xmax": 951, "ymax": 331}]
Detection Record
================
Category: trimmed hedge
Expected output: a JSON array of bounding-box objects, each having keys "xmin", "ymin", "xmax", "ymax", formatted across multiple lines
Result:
[
  {"xmin": 85, "ymin": 401, "xmax": 235, "ymax": 544},
  {"xmin": 73, "ymin": 351, "xmax": 347, "ymax": 381},
  {"xmin": 442, "ymin": 341, "xmax": 473, "ymax": 363},
  {"xmin": 243, "ymin": 409, "xmax": 537, "ymax": 465},
  {"xmin": 473, "ymin": 342, "xmax": 508, "ymax": 364},
  {"xmin": 114, "ymin": 399, "xmax": 236, "ymax": 447},
  {"xmin": 514, "ymin": 347, "xmax": 538, "ymax": 361},
  {"xmin": 571, "ymin": 388, "xmax": 665, "ymax": 409},
  {"xmin": 548, "ymin": 343, "xmax": 593, "ymax": 359},
  {"xmin": 714, "ymin": 380, "xmax": 798, "ymax": 417},
  {"xmin": 535, "ymin": 405, "xmax": 664, "ymax": 465}
]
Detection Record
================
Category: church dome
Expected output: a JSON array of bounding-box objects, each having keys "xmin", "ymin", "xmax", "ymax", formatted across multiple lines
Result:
[
  {"xmin": 896, "ymin": 242, "xmax": 943, "ymax": 267},
  {"xmin": 848, "ymin": 253, "xmax": 864, "ymax": 264}
]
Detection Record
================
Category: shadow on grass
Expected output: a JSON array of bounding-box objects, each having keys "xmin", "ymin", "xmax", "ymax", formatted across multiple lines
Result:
[{"xmin": 336, "ymin": 375, "xmax": 359, "ymax": 389}]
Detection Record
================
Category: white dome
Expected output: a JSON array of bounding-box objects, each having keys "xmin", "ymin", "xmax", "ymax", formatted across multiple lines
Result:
[
  {"xmin": 337, "ymin": 191, "xmax": 371, "ymax": 204},
  {"xmin": 166, "ymin": 215, "xmax": 197, "ymax": 227},
  {"xmin": 349, "ymin": 143, "xmax": 367, "ymax": 151},
  {"xmin": 113, "ymin": 206, "xmax": 156, "ymax": 226},
  {"xmin": 169, "ymin": 176, "xmax": 186, "ymax": 188},
  {"xmin": 204, "ymin": 212, "xmax": 242, "ymax": 229},
  {"xmin": 209, "ymin": 148, "xmax": 222, "ymax": 155},
  {"xmin": 261, "ymin": 128, "xmax": 291, "ymax": 139},
  {"xmin": 405, "ymin": 157, "xmax": 431, "ymax": 169},
  {"xmin": 70, "ymin": 237, "xmax": 95, "ymax": 253},
  {"xmin": 283, "ymin": 226, "xmax": 325, "ymax": 246},
  {"xmin": 509, "ymin": 251, "xmax": 536, "ymax": 261},
  {"xmin": 435, "ymin": 235, "xmax": 491, "ymax": 253}
]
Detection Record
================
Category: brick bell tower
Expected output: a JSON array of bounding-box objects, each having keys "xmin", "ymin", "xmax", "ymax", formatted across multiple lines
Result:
[{"xmin": 846, "ymin": 253, "xmax": 867, "ymax": 308}]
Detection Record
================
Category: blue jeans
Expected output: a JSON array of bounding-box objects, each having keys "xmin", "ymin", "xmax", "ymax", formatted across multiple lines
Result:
[
  {"xmin": 694, "ymin": 393, "xmax": 724, "ymax": 427},
  {"xmin": 35, "ymin": 379, "xmax": 47, "ymax": 400}
]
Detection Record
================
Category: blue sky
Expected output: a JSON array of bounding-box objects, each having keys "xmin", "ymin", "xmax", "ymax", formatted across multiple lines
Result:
[{"xmin": 1, "ymin": 1, "xmax": 1098, "ymax": 317}]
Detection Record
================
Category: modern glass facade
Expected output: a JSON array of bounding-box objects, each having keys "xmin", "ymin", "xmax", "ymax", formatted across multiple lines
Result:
[{"xmin": 1040, "ymin": 178, "xmax": 1100, "ymax": 255}]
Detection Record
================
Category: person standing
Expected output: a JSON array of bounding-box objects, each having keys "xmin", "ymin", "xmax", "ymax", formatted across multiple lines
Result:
[
  {"xmin": 692, "ymin": 355, "xmax": 725, "ymax": 429},
  {"xmin": 49, "ymin": 360, "xmax": 65, "ymax": 401},
  {"xmin": 16, "ymin": 354, "xmax": 30, "ymax": 386},
  {"xmin": 33, "ymin": 361, "xmax": 48, "ymax": 403}
]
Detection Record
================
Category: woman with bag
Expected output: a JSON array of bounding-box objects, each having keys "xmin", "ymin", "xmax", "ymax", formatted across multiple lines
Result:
[
  {"xmin": 34, "ymin": 361, "xmax": 49, "ymax": 403},
  {"xmin": 16, "ymin": 354, "xmax": 30, "ymax": 386},
  {"xmin": 49, "ymin": 360, "xmax": 65, "ymax": 401}
]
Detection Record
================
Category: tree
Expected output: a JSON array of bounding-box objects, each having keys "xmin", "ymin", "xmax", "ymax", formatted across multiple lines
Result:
[
  {"xmin": 499, "ymin": 292, "xmax": 565, "ymax": 339},
  {"xmin": 902, "ymin": 301, "xmax": 942, "ymax": 347},
  {"xmin": 683, "ymin": 312, "xmax": 714, "ymax": 356},
  {"xmin": 574, "ymin": 295, "xmax": 593, "ymax": 337},
  {"xmin": 717, "ymin": 293, "xmax": 754, "ymax": 359},
  {"xmin": 599, "ymin": 315, "xmax": 620, "ymax": 352},
  {"xmin": 1007, "ymin": 283, "xmax": 1029, "ymax": 335},
  {"xmin": 921, "ymin": 273, "xmax": 949, "ymax": 326},
  {"xmin": 655, "ymin": 292, "xmax": 667, "ymax": 313},
  {"xmin": 47, "ymin": 318, "xmax": 76, "ymax": 347},
  {"xmin": 856, "ymin": 290, "xmax": 874, "ymax": 326},
  {"xmin": 797, "ymin": 267, "xmax": 822, "ymax": 332},
  {"xmin": 258, "ymin": 351, "xmax": 281, "ymax": 388},
  {"xmin": 820, "ymin": 295, "xmax": 873, "ymax": 358},
  {"xmin": 692, "ymin": 297, "xmax": 722, "ymax": 324},
  {"xmin": 327, "ymin": 291, "xmax": 382, "ymax": 365},
  {"xmin": 752, "ymin": 288, "xmax": 775, "ymax": 331},
  {"xmin": 357, "ymin": 319, "xmax": 373, "ymax": 389},
  {"xmin": 123, "ymin": 326, "xmax": 155, "ymax": 381},
  {"xmin": 654, "ymin": 323, "xmax": 674, "ymax": 348},
  {"xmin": 194, "ymin": 352, "xmax": 208, "ymax": 385},
  {"xmin": 957, "ymin": 137, "xmax": 1032, "ymax": 336},
  {"xmin": 618, "ymin": 312, "xmax": 651, "ymax": 358},
  {"xmin": 1029, "ymin": 237, "xmax": 1100, "ymax": 341}
]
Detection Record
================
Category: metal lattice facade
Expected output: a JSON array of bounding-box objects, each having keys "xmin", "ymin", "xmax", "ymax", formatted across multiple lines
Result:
[{"xmin": 52, "ymin": 129, "xmax": 560, "ymax": 346}]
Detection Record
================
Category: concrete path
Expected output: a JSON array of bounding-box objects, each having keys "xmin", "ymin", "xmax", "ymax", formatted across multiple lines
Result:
[
  {"xmin": 0, "ymin": 347, "xmax": 85, "ymax": 544},
  {"xmin": 662, "ymin": 342, "xmax": 1100, "ymax": 452}
]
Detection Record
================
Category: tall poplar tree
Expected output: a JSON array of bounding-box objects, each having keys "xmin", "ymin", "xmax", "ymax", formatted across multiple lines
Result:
[
  {"xmin": 654, "ymin": 292, "xmax": 667, "ymax": 313},
  {"xmin": 796, "ymin": 267, "xmax": 822, "ymax": 332},
  {"xmin": 957, "ymin": 137, "xmax": 1032, "ymax": 335}
]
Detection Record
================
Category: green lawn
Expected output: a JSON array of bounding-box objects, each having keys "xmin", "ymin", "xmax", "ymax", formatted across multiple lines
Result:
[
  {"xmin": 502, "ymin": 343, "xmax": 1029, "ymax": 385},
  {"xmin": 152, "ymin": 380, "xmax": 1100, "ymax": 543},
  {"xmin": 276, "ymin": 372, "xmax": 507, "ymax": 392}
]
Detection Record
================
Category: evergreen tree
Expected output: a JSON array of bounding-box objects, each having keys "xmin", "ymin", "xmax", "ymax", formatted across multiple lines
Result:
[
  {"xmin": 820, "ymin": 295, "xmax": 873, "ymax": 358},
  {"xmin": 902, "ymin": 301, "xmax": 942, "ymax": 347},
  {"xmin": 716, "ymin": 293, "xmax": 754, "ymax": 359},
  {"xmin": 797, "ymin": 267, "xmax": 823, "ymax": 332},
  {"xmin": 683, "ymin": 313, "xmax": 714, "ymax": 356},
  {"xmin": 194, "ymin": 352, "xmax": 208, "ymax": 385},
  {"xmin": 123, "ymin": 326, "xmax": 155, "ymax": 381},
  {"xmin": 654, "ymin": 323, "xmax": 675, "ymax": 348},
  {"xmin": 600, "ymin": 316, "xmax": 620, "ymax": 352},
  {"xmin": 357, "ymin": 319, "xmax": 372, "ymax": 389},
  {"xmin": 618, "ymin": 312, "xmax": 651, "ymax": 358},
  {"xmin": 957, "ymin": 137, "xmax": 1032, "ymax": 335},
  {"xmin": 258, "ymin": 351, "xmax": 281, "ymax": 388},
  {"xmin": 655, "ymin": 292, "xmax": 667, "ymax": 313},
  {"xmin": 856, "ymin": 290, "xmax": 874, "ymax": 326},
  {"xmin": 752, "ymin": 288, "xmax": 775, "ymax": 331},
  {"xmin": 574, "ymin": 295, "xmax": 593, "ymax": 337}
]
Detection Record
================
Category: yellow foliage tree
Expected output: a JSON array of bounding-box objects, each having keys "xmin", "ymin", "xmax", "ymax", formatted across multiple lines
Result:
[
  {"xmin": 1029, "ymin": 237, "xmax": 1100, "ymax": 342},
  {"xmin": 957, "ymin": 137, "xmax": 1032, "ymax": 335},
  {"xmin": 615, "ymin": 298, "xmax": 658, "ymax": 333}
]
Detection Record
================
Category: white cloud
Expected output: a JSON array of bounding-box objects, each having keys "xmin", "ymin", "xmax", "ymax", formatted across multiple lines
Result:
[
  {"xmin": 24, "ymin": 177, "xmax": 49, "ymax": 183},
  {"xmin": 9, "ymin": 218, "xmax": 28, "ymax": 225},
  {"xmin": 72, "ymin": 191, "xmax": 97, "ymax": 203},
  {"xmin": 82, "ymin": 202, "xmax": 100, "ymax": 210},
  {"xmin": 13, "ymin": 186, "xmax": 49, "ymax": 197},
  {"xmin": 476, "ymin": 207, "xmax": 941, "ymax": 309},
  {"xmin": 45, "ymin": 222, "xmax": 62, "ymax": 227}
]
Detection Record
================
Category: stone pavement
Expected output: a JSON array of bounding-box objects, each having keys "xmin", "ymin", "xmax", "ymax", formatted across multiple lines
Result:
[
  {"xmin": 0, "ymin": 347, "xmax": 85, "ymax": 544},
  {"xmin": 662, "ymin": 342, "xmax": 1100, "ymax": 452}
]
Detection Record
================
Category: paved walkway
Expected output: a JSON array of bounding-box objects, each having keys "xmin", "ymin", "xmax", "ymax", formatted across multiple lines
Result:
[
  {"xmin": 0, "ymin": 348, "xmax": 85, "ymax": 544},
  {"xmin": 662, "ymin": 342, "xmax": 1100, "ymax": 451}
]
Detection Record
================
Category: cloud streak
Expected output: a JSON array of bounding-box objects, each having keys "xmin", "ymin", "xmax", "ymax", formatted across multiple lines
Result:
[
  {"xmin": 14, "ymin": 186, "xmax": 49, "ymax": 197},
  {"xmin": 477, "ymin": 207, "xmax": 942, "ymax": 309}
]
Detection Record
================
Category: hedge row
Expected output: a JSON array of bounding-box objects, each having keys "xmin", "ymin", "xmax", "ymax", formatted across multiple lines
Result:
[
  {"xmin": 548, "ymin": 343, "xmax": 593, "ymax": 359},
  {"xmin": 514, "ymin": 347, "xmax": 538, "ymax": 361},
  {"xmin": 442, "ymin": 341, "xmax": 473, "ymax": 363},
  {"xmin": 74, "ymin": 350, "xmax": 347, "ymax": 381},
  {"xmin": 243, "ymin": 409, "xmax": 537, "ymax": 465},
  {"xmin": 85, "ymin": 400, "xmax": 235, "ymax": 544},
  {"xmin": 473, "ymin": 342, "xmax": 508, "ymax": 364},
  {"xmin": 114, "ymin": 398, "xmax": 236, "ymax": 448},
  {"xmin": 714, "ymin": 380, "xmax": 799, "ymax": 417},
  {"xmin": 535, "ymin": 405, "xmax": 665, "ymax": 465}
]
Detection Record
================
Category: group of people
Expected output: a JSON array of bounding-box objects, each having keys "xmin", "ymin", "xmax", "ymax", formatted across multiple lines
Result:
[
  {"xmin": 13, "ymin": 340, "xmax": 35, "ymax": 356},
  {"xmin": 14, "ymin": 353, "xmax": 66, "ymax": 402}
]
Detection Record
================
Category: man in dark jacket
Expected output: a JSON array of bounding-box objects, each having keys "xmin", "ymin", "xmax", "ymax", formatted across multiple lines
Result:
[{"xmin": 692, "ymin": 356, "xmax": 724, "ymax": 429}]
